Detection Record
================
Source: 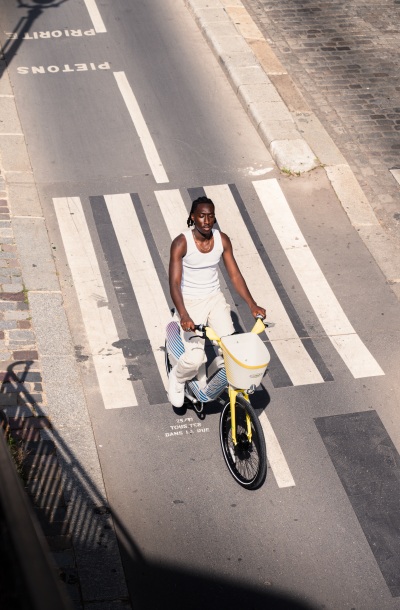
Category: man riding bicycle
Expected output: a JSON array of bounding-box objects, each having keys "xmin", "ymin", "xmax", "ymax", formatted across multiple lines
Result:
[{"xmin": 168, "ymin": 196, "xmax": 266, "ymax": 408}]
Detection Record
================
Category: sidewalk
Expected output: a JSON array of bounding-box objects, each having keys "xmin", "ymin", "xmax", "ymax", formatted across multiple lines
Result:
[
  {"xmin": 185, "ymin": 0, "xmax": 400, "ymax": 300},
  {"xmin": 0, "ymin": 62, "xmax": 131, "ymax": 610}
]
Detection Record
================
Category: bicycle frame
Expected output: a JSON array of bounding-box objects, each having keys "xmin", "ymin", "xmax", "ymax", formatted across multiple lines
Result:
[
  {"xmin": 165, "ymin": 316, "xmax": 268, "ymax": 489},
  {"xmin": 203, "ymin": 317, "xmax": 266, "ymax": 445}
]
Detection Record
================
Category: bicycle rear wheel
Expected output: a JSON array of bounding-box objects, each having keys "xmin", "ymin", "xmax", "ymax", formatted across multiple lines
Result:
[{"xmin": 219, "ymin": 395, "xmax": 267, "ymax": 489}]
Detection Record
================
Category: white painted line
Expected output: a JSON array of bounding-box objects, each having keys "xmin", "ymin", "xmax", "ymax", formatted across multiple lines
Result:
[
  {"xmin": 104, "ymin": 194, "xmax": 171, "ymax": 389},
  {"xmin": 83, "ymin": 0, "xmax": 107, "ymax": 33},
  {"xmin": 114, "ymin": 71, "xmax": 169, "ymax": 184},
  {"xmin": 154, "ymin": 189, "xmax": 188, "ymax": 239},
  {"xmin": 0, "ymin": 133, "xmax": 24, "ymax": 136},
  {"xmin": 259, "ymin": 411, "xmax": 295, "ymax": 488},
  {"xmin": 204, "ymin": 184, "xmax": 324, "ymax": 386},
  {"xmin": 53, "ymin": 197, "xmax": 138, "ymax": 408},
  {"xmin": 390, "ymin": 168, "xmax": 400, "ymax": 186},
  {"xmin": 254, "ymin": 179, "xmax": 384, "ymax": 379}
]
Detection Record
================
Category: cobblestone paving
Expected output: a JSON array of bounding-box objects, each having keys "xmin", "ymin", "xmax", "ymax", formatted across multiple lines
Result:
[{"xmin": 242, "ymin": 0, "xmax": 400, "ymax": 241}]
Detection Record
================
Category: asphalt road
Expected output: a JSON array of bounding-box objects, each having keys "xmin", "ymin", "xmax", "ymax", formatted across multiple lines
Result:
[{"xmin": 1, "ymin": 1, "xmax": 400, "ymax": 609}]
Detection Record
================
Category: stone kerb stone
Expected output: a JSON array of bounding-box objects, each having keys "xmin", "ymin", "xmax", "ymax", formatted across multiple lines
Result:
[{"xmin": 185, "ymin": 0, "xmax": 319, "ymax": 173}]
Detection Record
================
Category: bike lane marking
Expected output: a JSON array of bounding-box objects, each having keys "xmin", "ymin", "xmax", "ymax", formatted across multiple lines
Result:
[
  {"xmin": 204, "ymin": 184, "xmax": 324, "ymax": 387},
  {"xmin": 83, "ymin": 0, "xmax": 107, "ymax": 33},
  {"xmin": 253, "ymin": 179, "xmax": 384, "ymax": 379},
  {"xmin": 114, "ymin": 71, "xmax": 169, "ymax": 185},
  {"xmin": 104, "ymin": 193, "xmax": 170, "ymax": 390},
  {"xmin": 155, "ymin": 188, "xmax": 296, "ymax": 488},
  {"xmin": 53, "ymin": 196, "xmax": 138, "ymax": 408},
  {"xmin": 259, "ymin": 411, "xmax": 295, "ymax": 488}
]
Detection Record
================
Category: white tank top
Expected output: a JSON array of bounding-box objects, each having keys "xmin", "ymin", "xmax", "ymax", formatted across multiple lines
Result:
[{"xmin": 181, "ymin": 229, "xmax": 223, "ymax": 298}]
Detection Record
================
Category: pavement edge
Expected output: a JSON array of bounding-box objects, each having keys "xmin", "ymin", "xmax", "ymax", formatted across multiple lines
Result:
[
  {"xmin": 184, "ymin": 0, "xmax": 400, "ymax": 299},
  {"xmin": 0, "ymin": 58, "xmax": 131, "ymax": 610}
]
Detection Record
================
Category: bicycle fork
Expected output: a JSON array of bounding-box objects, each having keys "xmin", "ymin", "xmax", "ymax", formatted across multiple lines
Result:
[{"xmin": 229, "ymin": 387, "xmax": 252, "ymax": 445}]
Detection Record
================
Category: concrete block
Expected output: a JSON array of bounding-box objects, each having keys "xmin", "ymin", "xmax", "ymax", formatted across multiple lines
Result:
[
  {"xmin": 6, "ymin": 171, "xmax": 42, "ymax": 216},
  {"xmin": 192, "ymin": 8, "xmax": 231, "ymax": 24},
  {"xmin": 0, "ymin": 63, "xmax": 13, "ymax": 95},
  {"xmin": 270, "ymin": 139, "xmax": 319, "ymax": 173},
  {"xmin": 12, "ymin": 217, "xmax": 60, "ymax": 291},
  {"xmin": 238, "ymin": 82, "xmax": 283, "ymax": 108},
  {"xmin": 222, "ymin": 49, "xmax": 258, "ymax": 70},
  {"xmin": 186, "ymin": 0, "xmax": 222, "ymax": 8},
  {"xmin": 250, "ymin": 99, "xmax": 294, "ymax": 124},
  {"xmin": 220, "ymin": 0, "xmax": 243, "ymax": 6},
  {"xmin": 225, "ymin": 6, "xmax": 264, "ymax": 40},
  {"xmin": 229, "ymin": 65, "xmax": 271, "ymax": 90},
  {"xmin": 199, "ymin": 19, "xmax": 238, "ymax": 39},
  {"xmin": 0, "ymin": 97, "xmax": 23, "ymax": 134},
  {"xmin": 293, "ymin": 112, "xmax": 346, "ymax": 166},
  {"xmin": 29, "ymin": 293, "xmax": 73, "ymax": 356},
  {"xmin": 0, "ymin": 135, "xmax": 31, "ymax": 172},
  {"xmin": 248, "ymin": 40, "xmax": 287, "ymax": 75},
  {"xmin": 211, "ymin": 33, "xmax": 252, "ymax": 56}
]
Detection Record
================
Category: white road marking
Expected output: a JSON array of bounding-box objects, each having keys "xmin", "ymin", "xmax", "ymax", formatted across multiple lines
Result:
[
  {"xmin": 104, "ymin": 194, "xmax": 170, "ymax": 389},
  {"xmin": 154, "ymin": 189, "xmax": 188, "ymax": 238},
  {"xmin": 83, "ymin": 0, "xmax": 107, "ymax": 33},
  {"xmin": 390, "ymin": 168, "xmax": 400, "ymax": 187},
  {"xmin": 259, "ymin": 411, "xmax": 295, "ymax": 488},
  {"xmin": 114, "ymin": 72, "xmax": 169, "ymax": 184},
  {"xmin": 204, "ymin": 183, "xmax": 324, "ymax": 386},
  {"xmin": 253, "ymin": 179, "xmax": 384, "ymax": 378},
  {"xmin": 156, "ymin": 187, "xmax": 297, "ymax": 488},
  {"xmin": 53, "ymin": 197, "xmax": 138, "ymax": 409}
]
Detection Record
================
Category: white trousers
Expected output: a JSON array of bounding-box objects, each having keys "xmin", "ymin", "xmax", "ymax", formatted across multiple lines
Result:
[{"xmin": 175, "ymin": 291, "xmax": 234, "ymax": 383}]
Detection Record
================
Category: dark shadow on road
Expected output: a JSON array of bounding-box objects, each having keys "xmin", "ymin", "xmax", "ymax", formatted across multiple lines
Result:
[
  {"xmin": 0, "ymin": 0, "xmax": 68, "ymax": 79},
  {"xmin": 1, "ymin": 360, "xmax": 309, "ymax": 609}
]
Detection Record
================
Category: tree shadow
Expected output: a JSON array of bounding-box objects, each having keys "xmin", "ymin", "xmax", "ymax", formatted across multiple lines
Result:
[{"xmin": 0, "ymin": 0, "xmax": 69, "ymax": 79}]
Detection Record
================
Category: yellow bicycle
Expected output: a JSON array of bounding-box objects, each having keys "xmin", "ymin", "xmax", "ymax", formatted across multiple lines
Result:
[{"xmin": 165, "ymin": 316, "xmax": 269, "ymax": 489}]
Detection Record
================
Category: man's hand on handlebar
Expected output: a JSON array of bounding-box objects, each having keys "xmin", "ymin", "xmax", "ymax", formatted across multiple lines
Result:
[
  {"xmin": 180, "ymin": 314, "xmax": 196, "ymax": 333},
  {"xmin": 251, "ymin": 304, "xmax": 267, "ymax": 320}
]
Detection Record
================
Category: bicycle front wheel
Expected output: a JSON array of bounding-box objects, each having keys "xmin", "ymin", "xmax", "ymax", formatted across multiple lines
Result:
[{"xmin": 219, "ymin": 395, "xmax": 267, "ymax": 489}]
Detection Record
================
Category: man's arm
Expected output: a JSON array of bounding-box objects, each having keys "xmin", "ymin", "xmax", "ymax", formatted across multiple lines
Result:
[
  {"xmin": 221, "ymin": 233, "xmax": 266, "ymax": 319},
  {"xmin": 169, "ymin": 235, "xmax": 196, "ymax": 331}
]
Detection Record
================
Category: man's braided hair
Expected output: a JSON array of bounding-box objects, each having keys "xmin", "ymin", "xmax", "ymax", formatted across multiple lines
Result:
[{"xmin": 187, "ymin": 196, "xmax": 215, "ymax": 228}]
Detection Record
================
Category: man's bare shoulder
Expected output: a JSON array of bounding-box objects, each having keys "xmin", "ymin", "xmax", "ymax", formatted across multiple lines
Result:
[
  {"xmin": 219, "ymin": 231, "xmax": 232, "ymax": 249},
  {"xmin": 171, "ymin": 233, "xmax": 187, "ymax": 255}
]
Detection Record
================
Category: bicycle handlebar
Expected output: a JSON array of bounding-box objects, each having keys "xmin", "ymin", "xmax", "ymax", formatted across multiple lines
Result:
[{"xmin": 193, "ymin": 317, "xmax": 268, "ymax": 336}]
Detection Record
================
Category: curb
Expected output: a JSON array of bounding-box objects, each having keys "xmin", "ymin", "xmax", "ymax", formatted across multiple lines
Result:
[{"xmin": 185, "ymin": 0, "xmax": 400, "ymax": 299}]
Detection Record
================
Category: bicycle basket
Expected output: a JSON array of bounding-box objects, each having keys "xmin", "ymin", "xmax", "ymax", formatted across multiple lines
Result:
[{"xmin": 220, "ymin": 333, "xmax": 270, "ymax": 390}]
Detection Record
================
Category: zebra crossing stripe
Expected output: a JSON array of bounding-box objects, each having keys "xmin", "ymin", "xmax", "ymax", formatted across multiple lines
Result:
[
  {"xmin": 53, "ymin": 197, "xmax": 138, "ymax": 409},
  {"xmin": 253, "ymin": 179, "xmax": 384, "ymax": 379},
  {"xmin": 259, "ymin": 411, "xmax": 295, "ymax": 488},
  {"xmin": 154, "ymin": 189, "xmax": 189, "ymax": 238},
  {"xmin": 156, "ymin": 187, "xmax": 296, "ymax": 487},
  {"xmin": 203, "ymin": 184, "xmax": 324, "ymax": 386},
  {"xmin": 104, "ymin": 193, "xmax": 171, "ymax": 389}
]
